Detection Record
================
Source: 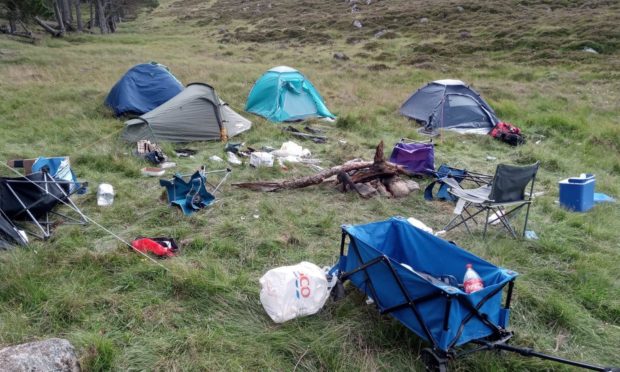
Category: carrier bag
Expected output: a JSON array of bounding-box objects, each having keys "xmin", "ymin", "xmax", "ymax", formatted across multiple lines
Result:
[{"xmin": 259, "ymin": 262, "xmax": 332, "ymax": 323}]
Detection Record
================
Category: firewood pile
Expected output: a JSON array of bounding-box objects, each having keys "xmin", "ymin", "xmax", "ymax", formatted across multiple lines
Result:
[{"xmin": 233, "ymin": 141, "xmax": 419, "ymax": 198}]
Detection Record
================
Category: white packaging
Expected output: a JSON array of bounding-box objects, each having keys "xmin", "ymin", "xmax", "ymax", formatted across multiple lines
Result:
[
  {"xmin": 272, "ymin": 141, "xmax": 311, "ymax": 158},
  {"xmin": 259, "ymin": 262, "xmax": 330, "ymax": 323},
  {"xmin": 97, "ymin": 184, "xmax": 114, "ymax": 206},
  {"xmin": 250, "ymin": 152, "xmax": 274, "ymax": 168}
]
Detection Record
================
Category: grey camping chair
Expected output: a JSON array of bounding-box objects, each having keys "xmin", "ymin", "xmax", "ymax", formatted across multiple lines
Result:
[{"xmin": 441, "ymin": 162, "xmax": 540, "ymax": 239}]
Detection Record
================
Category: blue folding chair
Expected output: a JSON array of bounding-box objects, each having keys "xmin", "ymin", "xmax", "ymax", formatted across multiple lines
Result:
[{"xmin": 159, "ymin": 169, "xmax": 231, "ymax": 216}]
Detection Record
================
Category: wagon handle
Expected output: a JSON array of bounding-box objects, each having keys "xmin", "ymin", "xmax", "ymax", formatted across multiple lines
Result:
[{"xmin": 481, "ymin": 341, "xmax": 618, "ymax": 371}]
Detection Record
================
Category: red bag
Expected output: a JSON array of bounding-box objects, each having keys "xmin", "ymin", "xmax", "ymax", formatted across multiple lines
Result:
[
  {"xmin": 489, "ymin": 122, "xmax": 525, "ymax": 146},
  {"xmin": 131, "ymin": 237, "xmax": 177, "ymax": 257}
]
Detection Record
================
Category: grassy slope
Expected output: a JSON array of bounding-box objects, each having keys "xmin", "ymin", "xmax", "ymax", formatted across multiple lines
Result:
[{"xmin": 0, "ymin": 0, "xmax": 619, "ymax": 370}]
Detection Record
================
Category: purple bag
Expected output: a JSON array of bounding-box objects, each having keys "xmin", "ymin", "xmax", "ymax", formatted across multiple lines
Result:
[{"xmin": 389, "ymin": 142, "xmax": 435, "ymax": 175}]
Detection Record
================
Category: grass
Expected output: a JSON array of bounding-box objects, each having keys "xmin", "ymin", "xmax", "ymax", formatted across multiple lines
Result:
[{"xmin": 0, "ymin": 0, "xmax": 619, "ymax": 370}]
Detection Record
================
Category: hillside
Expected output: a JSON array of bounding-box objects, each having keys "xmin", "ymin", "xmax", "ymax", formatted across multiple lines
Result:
[{"xmin": 0, "ymin": 0, "xmax": 619, "ymax": 370}]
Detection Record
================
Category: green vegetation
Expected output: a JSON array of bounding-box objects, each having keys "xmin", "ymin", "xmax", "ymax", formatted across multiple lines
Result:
[{"xmin": 0, "ymin": 0, "xmax": 619, "ymax": 370}]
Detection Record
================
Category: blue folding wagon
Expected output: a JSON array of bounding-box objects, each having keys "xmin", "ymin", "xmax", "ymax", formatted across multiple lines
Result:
[{"xmin": 333, "ymin": 217, "xmax": 617, "ymax": 371}]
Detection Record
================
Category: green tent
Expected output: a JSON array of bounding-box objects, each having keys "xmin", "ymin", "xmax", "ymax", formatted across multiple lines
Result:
[{"xmin": 245, "ymin": 66, "xmax": 335, "ymax": 122}]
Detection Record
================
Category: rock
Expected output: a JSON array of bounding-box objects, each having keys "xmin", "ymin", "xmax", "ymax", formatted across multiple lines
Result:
[
  {"xmin": 366, "ymin": 0, "xmax": 372, "ymax": 4},
  {"xmin": 459, "ymin": 30, "xmax": 471, "ymax": 39},
  {"xmin": 404, "ymin": 179, "xmax": 420, "ymax": 192},
  {"xmin": 0, "ymin": 338, "xmax": 80, "ymax": 372},
  {"xmin": 375, "ymin": 182, "xmax": 391, "ymax": 197},
  {"xmin": 420, "ymin": 17, "xmax": 429, "ymax": 23},
  {"xmin": 353, "ymin": 19, "xmax": 363, "ymax": 28},
  {"xmin": 374, "ymin": 29, "xmax": 387, "ymax": 38},
  {"xmin": 351, "ymin": 4, "xmax": 361, "ymax": 12},
  {"xmin": 333, "ymin": 52, "xmax": 349, "ymax": 61},
  {"xmin": 356, "ymin": 183, "xmax": 378, "ymax": 198},
  {"xmin": 582, "ymin": 47, "xmax": 599, "ymax": 54},
  {"xmin": 456, "ymin": 6, "xmax": 464, "ymax": 12},
  {"xmin": 385, "ymin": 178, "xmax": 411, "ymax": 198}
]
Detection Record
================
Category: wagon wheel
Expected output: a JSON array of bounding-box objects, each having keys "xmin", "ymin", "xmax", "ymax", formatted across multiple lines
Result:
[{"xmin": 420, "ymin": 348, "xmax": 448, "ymax": 372}]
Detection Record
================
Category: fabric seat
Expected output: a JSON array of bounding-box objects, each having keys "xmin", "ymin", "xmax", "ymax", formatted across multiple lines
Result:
[{"xmin": 441, "ymin": 162, "xmax": 540, "ymax": 239}]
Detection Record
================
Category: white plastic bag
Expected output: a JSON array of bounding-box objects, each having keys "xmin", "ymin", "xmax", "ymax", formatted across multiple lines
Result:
[
  {"xmin": 259, "ymin": 262, "xmax": 330, "ymax": 323},
  {"xmin": 250, "ymin": 152, "xmax": 274, "ymax": 167},
  {"xmin": 272, "ymin": 141, "xmax": 311, "ymax": 158}
]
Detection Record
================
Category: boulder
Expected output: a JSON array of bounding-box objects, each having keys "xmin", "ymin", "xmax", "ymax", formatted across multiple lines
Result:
[
  {"xmin": 420, "ymin": 17, "xmax": 429, "ymax": 23},
  {"xmin": 352, "ymin": 20, "xmax": 363, "ymax": 28},
  {"xmin": 0, "ymin": 338, "xmax": 80, "ymax": 372},
  {"xmin": 333, "ymin": 52, "xmax": 350, "ymax": 61}
]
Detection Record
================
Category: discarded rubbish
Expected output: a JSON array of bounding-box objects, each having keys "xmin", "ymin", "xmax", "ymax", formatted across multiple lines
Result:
[
  {"xmin": 259, "ymin": 261, "xmax": 331, "ymax": 323},
  {"xmin": 131, "ymin": 237, "xmax": 178, "ymax": 258},
  {"xmin": 250, "ymin": 152, "xmax": 274, "ymax": 168},
  {"xmin": 141, "ymin": 167, "xmax": 165, "ymax": 177},
  {"xmin": 160, "ymin": 168, "xmax": 231, "ymax": 216},
  {"xmin": 97, "ymin": 184, "xmax": 115, "ymax": 206},
  {"xmin": 226, "ymin": 151, "xmax": 242, "ymax": 165},
  {"xmin": 283, "ymin": 126, "xmax": 327, "ymax": 143},
  {"xmin": 463, "ymin": 264, "xmax": 484, "ymax": 293},
  {"xmin": 486, "ymin": 156, "xmax": 497, "ymax": 161},
  {"xmin": 525, "ymin": 230, "xmax": 539, "ymax": 240},
  {"xmin": 137, "ymin": 140, "xmax": 167, "ymax": 164},
  {"xmin": 160, "ymin": 162, "xmax": 176, "ymax": 169},
  {"xmin": 209, "ymin": 155, "xmax": 224, "ymax": 162},
  {"xmin": 594, "ymin": 192, "xmax": 615, "ymax": 204},
  {"xmin": 407, "ymin": 217, "xmax": 434, "ymax": 234},
  {"xmin": 224, "ymin": 142, "xmax": 244, "ymax": 154},
  {"xmin": 272, "ymin": 141, "xmax": 311, "ymax": 158},
  {"xmin": 174, "ymin": 148, "xmax": 197, "ymax": 157}
]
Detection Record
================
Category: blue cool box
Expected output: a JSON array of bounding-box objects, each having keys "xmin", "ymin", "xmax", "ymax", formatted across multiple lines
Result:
[{"xmin": 559, "ymin": 174, "xmax": 595, "ymax": 212}]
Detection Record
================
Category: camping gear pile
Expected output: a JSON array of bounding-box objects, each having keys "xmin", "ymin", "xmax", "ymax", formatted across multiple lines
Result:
[{"xmin": 2, "ymin": 59, "xmax": 617, "ymax": 372}]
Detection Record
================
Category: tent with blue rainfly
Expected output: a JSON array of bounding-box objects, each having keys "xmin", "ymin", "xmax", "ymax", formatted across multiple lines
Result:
[
  {"xmin": 400, "ymin": 79, "xmax": 499, "ymax": 134},
  {"xmin": 105, "ymin": 62, "xmax": 184, "ymax": 117},
  {"xmin": 245, "ymin": 66, "xmax": 335, "ymax": 122}
]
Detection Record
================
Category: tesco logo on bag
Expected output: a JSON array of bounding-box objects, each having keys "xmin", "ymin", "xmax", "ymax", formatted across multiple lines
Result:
[{"xmin": 294, "ymin": 271, "xmax": 311, "ymax": 299}]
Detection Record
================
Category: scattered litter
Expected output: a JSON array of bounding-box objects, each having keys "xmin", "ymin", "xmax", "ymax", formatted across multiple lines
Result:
[
  {"xmin": 487, "ymin": 209, "xmax": 506, "ymax": 225},
  {"xmin": 174, "ymin": 148, "xmax": 197, "ymax": 157},
  {"xmin": 160, "ymin": 168, "xmax": 230, "ymax": 216},
  {"xmin": 131, "ymin": 237, "xmax": 178, "ymax": 258},
  {"xmin": 365, "ymin": 297, "xmax": 375, "ymax": 305},
  {"xmin": 261, "ymin": 146, "xmax": 275, "ymax": 152},
  {"xmin": 250, "ymin": 152, "xmax": 274, "ymax": 168},
  {"xmin": 486, "ymin": 156, "xmax": 497, "ymax": 161},
  {"xmin": 535, "ymin": 140, "xmax": 542, "ymax": 145},
  {"xmin": 226, "ymin": 151, "xmax": 242, "ymax": 165},
  {"xmin": 259, "ymin": 262, "xmax": 332, "ymax": 323},
  {"xmin": 224, "ymin": 142, "xmax": 244, "ymax": 154},
  {"xmin": 283, "ymin": 126, "xmax": 328, "ymax": 143},
  {"xmin": 407, "ymin": 217, "xmax": 433, "ymax": 234},
  {"xmin": 525, "ymin": 230, "xmax": 539, "ymax": 240},
  {"xmin": 338, "ymin": 139, "xmax": 347, "ymax": 145},
  {"xmin": 582, "ymin": 47, "xmax": 599, "ymax": 54},
  {"xmin": 531, "ymin": 191, "xmax": 545, "ymax": 198},
  {"xmin": 137, "ymin": 140, "xmax": 167, "ymax": 165},
  {"xmin": 141, "ymin": 167, "xmax": 165, "ymax": 177},
  {"xmin": 594, "ymin": 192, "xmax": 615, "ymax": 204},
  {"xmin": 160, "ymin": 162, "xmax": 176, "ymax": 169},
  {"xmin": 97, "ymin": 184, "xmax": 115, "ymax": 206},
  {"xmin": 253, "ymin": 214, "xmax": 260, "ymax": 219},
  {"xmin": 209, "ymin": 155, "xmax": 224, "ymax": 162},
  {"xmin": 272, "ymin": 141, "xmax": 311, "ymax": 158}
]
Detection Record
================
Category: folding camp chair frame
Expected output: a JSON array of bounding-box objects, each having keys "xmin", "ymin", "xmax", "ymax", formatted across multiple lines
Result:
[
  {"xmin": 442, "ymin": 165, "xmax": 538, "ymax": 239},
  {"xmin": 334, "ymin": 228, "xmax": 617, "ymax": 372},
  {"xmin": 2, "ymin": 171, "xmax": 88, "ymax": 240}
]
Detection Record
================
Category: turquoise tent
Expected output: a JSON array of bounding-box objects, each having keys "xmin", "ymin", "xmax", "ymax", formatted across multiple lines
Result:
[{"xmin": 245, "ymin": 66, "xmax": 335, "ymax": 122}]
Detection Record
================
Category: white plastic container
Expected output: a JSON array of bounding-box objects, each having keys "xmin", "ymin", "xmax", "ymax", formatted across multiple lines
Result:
[
  {"xmin": 250, "ymin": 152, "xmax": 274, "ymax": 168},
  {"xmin": 97, "ymin": 184, "xmax": 115, "ymax": 206}
]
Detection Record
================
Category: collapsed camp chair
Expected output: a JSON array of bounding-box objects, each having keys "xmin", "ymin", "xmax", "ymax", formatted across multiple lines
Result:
[
  {"xmin": 160, "ymin": 168, "xmax": 231, "ymax": 216},
  {"xmin": 332, "ymin": 217, "xmax": 617, "ymax": 372},
  {"xmin": 441, "ymin": 162, "xmax": 539, "ymax": 239},
  {"xmin": 424, "ymin": 164, "xmax": 493, "ymax": 202},
  {"xmin": 0, "ymin": 170, "xmax": 88, "ymax": 240}
]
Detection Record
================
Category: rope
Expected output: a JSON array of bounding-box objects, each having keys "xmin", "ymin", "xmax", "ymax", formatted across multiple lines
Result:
[{"xmin": 0, "ymin": 161, "xmax": 170, "ymax": 272}]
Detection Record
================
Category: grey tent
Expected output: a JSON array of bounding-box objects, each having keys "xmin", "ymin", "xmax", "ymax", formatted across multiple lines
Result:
[
  {"xmin": 400, "ymin": 79, "xmax": 499, "ymax": 134},
  {"xmin": 123, "ymin": 83, "xmax": 252, "ymax": 142}
]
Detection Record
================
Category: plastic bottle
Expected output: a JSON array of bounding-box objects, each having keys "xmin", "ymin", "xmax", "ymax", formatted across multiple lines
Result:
[{"xmin": 463, "ymin": 264, "xmax": 484, "ymax": 294}]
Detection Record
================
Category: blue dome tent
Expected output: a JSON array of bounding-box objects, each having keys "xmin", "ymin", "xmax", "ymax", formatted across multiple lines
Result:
[
  {"xmin": 245, "ymin": 66, "xmax": 335, "ymax": 122},
  {"xmin": 400, "ymin": 79, "xmax": 499, "ymax": 134},
  {"xmin": 105, "ymin": 62, "xmax": 184, "ymax": 117}
]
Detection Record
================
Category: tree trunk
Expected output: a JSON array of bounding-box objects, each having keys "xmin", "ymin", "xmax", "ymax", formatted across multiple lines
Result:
[
  {"xmin": 89, "ymin": 0, "xmax": 94, "ymax": 28},
  {"xmin": 52, "ymin": 0, "xmax": 66, "ymax": 36},
  {"xmin": 60, "ymin": 0, "xmax": 70, "ymax": 27},
  {"xmin": 95, "ymin": 0, "xmax": 109, "ymax": 33},
  {"xmin": 8, "ymin": 18, "xmax": 17, "ymax": 33},
  {"xmin": 35, "ymin": 16, "xmax": 62, "ymax": 37},
  {"xmin": 75, "ymin": 0, "xmax": 83, "ymax": 31}
]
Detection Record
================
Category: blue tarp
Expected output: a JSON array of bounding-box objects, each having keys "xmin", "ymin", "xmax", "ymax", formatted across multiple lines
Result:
[
  {"xmin": 105, "ymin": 63, "xmax": 183, "ymax": 117},
  {"xmin": 338, "ymin": 217, "xmax": 517, "ymax": 351},
  {"xmin": 245, "ymin": 66, "xmax": 335, "ymax": 122}
]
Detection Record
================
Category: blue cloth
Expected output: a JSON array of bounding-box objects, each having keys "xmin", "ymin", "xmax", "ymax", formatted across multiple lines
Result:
[
  {"xmin": 245, "ymin": 66, "xmax": 335, "ymax": 122},
  {"xmin": 338, "ymin": 217, "xmax": 517, "ymax": 351},
  {"xmin": 594, "ymin": 192, "xmax": 615, "ymax": 204},
  {"xmin": 31, "ymin": 157, "xmax": 85, "ymax": 194},
  {"xmin": 159, "ymin": 172, "xmax": 215, "ymax": 216},
  {"xmin": 105, "ymin": 63, "xmax": 183, "ymax": 117}
]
